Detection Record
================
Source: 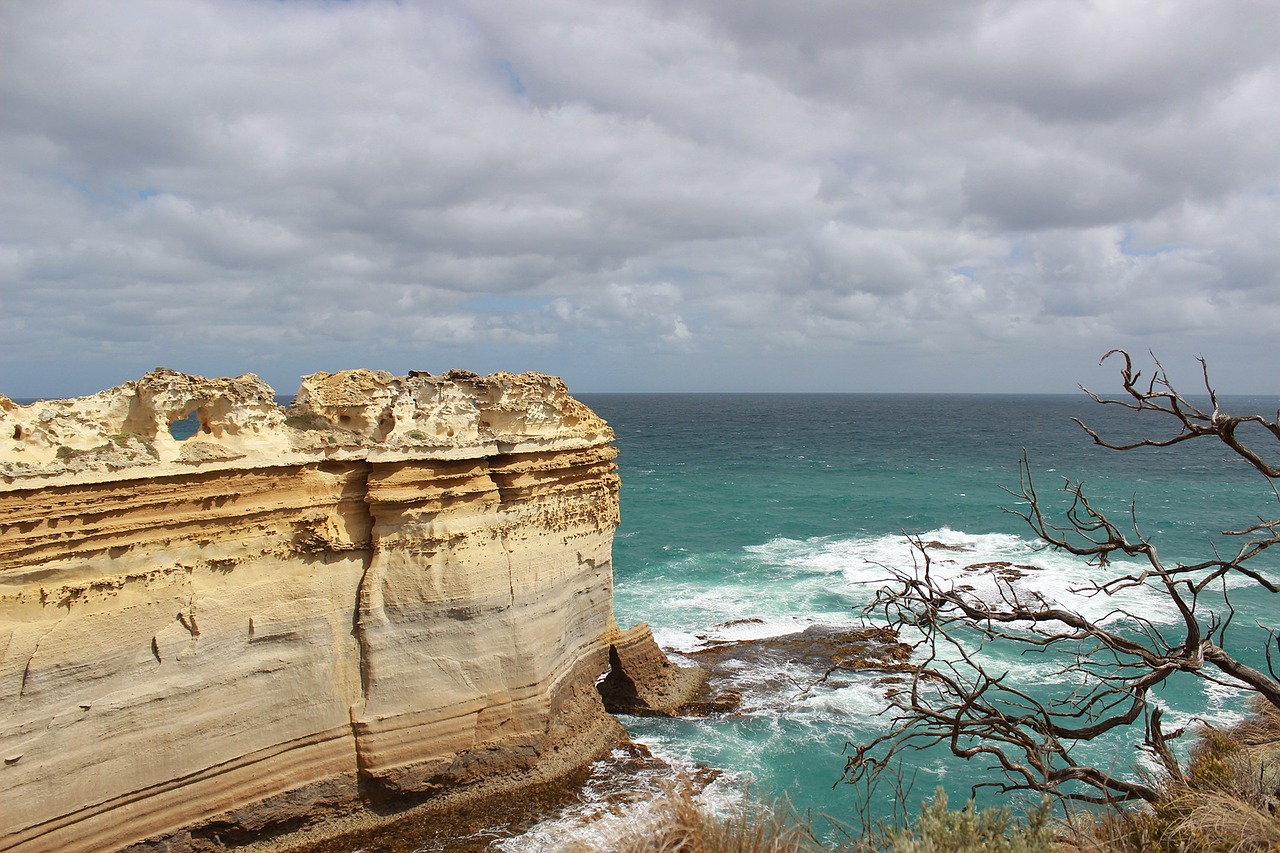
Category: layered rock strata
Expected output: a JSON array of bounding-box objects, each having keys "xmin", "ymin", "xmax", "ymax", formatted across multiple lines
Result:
[
  {"xmin": 598, "ymin": 624, "xmax": 708, "ymax": 716},
  {"xmin": 0, "ymin": 368, "xmax": 661, "ymax": 852}
]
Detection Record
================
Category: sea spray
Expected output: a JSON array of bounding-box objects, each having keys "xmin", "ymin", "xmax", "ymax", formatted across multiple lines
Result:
[{"xmin": 582, "ymin": 392, "xmax": 1274, "ymax": 830}]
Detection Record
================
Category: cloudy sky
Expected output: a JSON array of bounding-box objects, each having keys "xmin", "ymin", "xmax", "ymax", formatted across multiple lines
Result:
[{"xmin": 3, "ymin": 0, "xmax": 1279, "ymax": 397}]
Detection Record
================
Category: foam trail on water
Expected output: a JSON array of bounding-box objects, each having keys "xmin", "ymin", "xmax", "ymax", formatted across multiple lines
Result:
[
  {"xmin": 606, "ymin": 525, "xmax": 1257, "ymax": 832},
  {"xmin": 492, "ymin": 741, "xmax": 750, "ymax": 853},
  {"xmin": 621, "ymin": 527, "xmax": 1177, "ymax": 654}
]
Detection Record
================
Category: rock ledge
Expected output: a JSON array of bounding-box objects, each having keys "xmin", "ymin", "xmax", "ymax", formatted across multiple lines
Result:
[{"xmin": 0, "ymin": 369, "xmax": 649, "ymax": 853}]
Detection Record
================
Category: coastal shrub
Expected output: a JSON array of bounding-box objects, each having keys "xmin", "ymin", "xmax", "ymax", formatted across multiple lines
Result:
[
  {"xmin": 109, "ymin": 432, "xmax": 158, "ymax": 458},
  {"xmin": 1150, "ymin": 703, "xmax": 1280, "ymax": 852},
  {"xmin": 1034, "ymin": 703, "xmax": 1280, "ymax": 852},
  {"xmin": 284, "ymin": 412, "xmax": 332, "ymax": 431},
  {"xmin": 568, "ymin": 784, "xmax": 1068, "ymax": 853},
  {"xmin": 860, "ymin": 722, "xmax": 1280, "ymax": 852},
  {"xmin": 877, "ymin": 789, "xmax": 1056, "ymax": 853},
  {"xmin": 1069, "ymin": 789, "xmax": 1280, "ymax": 852}
]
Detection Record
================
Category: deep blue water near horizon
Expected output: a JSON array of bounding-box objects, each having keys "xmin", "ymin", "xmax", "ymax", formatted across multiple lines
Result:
[{"xmin": 564, "ymin": 391, "xmax": 1280, "ymax": 840}]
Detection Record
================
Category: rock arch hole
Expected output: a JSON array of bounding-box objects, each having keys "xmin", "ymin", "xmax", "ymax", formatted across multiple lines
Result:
[{"xmin": 168, "ymin": 411, "xmax": 201, "ymax": 441}]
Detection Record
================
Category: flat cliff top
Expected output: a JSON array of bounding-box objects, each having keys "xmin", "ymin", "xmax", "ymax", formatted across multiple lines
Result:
[{"xmin": 0, "ymin": 368, "xmax": 613, "ymax": 491}]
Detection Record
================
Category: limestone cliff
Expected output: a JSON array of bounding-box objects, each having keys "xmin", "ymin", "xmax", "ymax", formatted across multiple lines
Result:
[{"xmin": 0, "ymin": 369, "xmax": 649, "ymax": 852}]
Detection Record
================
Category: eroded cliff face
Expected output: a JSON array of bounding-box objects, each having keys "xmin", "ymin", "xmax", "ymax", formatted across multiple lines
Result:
[{"xmin": 0, "ymin": 369, "xmax": 626, "ymax": 852}]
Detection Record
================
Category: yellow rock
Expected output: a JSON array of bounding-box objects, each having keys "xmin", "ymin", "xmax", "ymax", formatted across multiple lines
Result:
[{"xmin": 0, "ymin": 369, "xmax": 632, "ymax": 852}]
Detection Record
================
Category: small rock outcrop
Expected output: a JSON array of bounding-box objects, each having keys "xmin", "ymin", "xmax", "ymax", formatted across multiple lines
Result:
[
  {"xmin": 0, "ymin": 369, "xmax": 687, "ymax": 853},
  {"xmin": 598, "ymin": 624, "xmax": 708, "ymax": 716}
]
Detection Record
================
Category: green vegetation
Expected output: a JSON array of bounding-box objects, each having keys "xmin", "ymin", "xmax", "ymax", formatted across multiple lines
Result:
[
  {"xmin": 873, "ymin": 791, "xmax": 1056, "ymax": 853},
  {"xmin": 109, "ymin": 432, "xmax": 157, "ymax": 459},
  {"xmin": 284, "ymin": 412, "xmax": 332, "ymax": 431},
  {"xmin": 52, "ymin": 434, "xmax": 159, "ymax": 464}
]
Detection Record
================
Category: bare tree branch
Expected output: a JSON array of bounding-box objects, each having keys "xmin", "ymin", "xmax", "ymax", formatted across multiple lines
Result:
[{"xmin": 843, "ymin": 350, "xmax": 1280, "ymax": 810}]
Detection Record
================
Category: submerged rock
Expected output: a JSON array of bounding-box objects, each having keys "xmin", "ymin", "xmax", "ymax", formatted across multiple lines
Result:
[
  {"xmin": 598, "ymin": 624, "xmax": 708, "ymax": 716},
  {"xmin": 675, "ymin": 624, "xmax": 915, "ymax": 716}
]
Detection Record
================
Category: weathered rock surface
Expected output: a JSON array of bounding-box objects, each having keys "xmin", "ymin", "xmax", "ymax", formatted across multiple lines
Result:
[
  {"xmin": 0, "ymin": 369, "xmax": 676, "ymax": 852},
  {"xmin": 598, "ymin": 624, "xmax": 708, "ymax": 717},
  {"xmin": 674, "ymin": 625, "xmax": 915, "ymax": 716}
]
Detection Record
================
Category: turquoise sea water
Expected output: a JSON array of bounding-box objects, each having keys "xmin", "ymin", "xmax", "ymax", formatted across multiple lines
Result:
[
  {"xmin": 545, "ymin": 392, "xmax": 1280, "ymax": 841},
  {"xmin": 33, "ymin": 392, "xmax": 1277, "ymax": 846}
]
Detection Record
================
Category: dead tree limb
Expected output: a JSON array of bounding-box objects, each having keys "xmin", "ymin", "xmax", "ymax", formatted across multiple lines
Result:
[{"xmin": 843, "ymin": 350, "xmax": 1280, "ymax": 808}]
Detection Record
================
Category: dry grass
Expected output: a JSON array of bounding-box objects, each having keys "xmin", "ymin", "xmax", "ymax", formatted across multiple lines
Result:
[
  {"xmin": 1164, "ymin": 790, "xmax": 1280, "ymax": 852},
  {"xmin": 562, "ymin": 782, "xmax": 829, "ymax": 853},
  {"xmin": 1064, "ymin": 699, "xmax": 1280, "ymax": 853},
  {"xmin": 568, "ymin": 705, "xmax": 1280, "ymax": 853},
  {"xmin": 567, "ymin": 782, "xmax": 1067, "ymax": 853}
]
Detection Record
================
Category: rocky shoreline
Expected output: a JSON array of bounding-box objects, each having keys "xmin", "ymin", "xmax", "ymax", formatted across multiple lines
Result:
[
  {"xmin": 252, "ymin": 623, "xmax": 911, "ymax": 853},
  {"xmin": 0, "ymin": 370, "xmax": 914, "ymax": 853},
  {"xmin": 0, "ymin": 369, "xmax": 700, "ymax": 853}
]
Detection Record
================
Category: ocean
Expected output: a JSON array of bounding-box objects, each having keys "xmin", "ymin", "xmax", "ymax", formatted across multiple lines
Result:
[
  {"xmin": 39, "ymin": 391, "xmax": 1280, "ymax": 848},
  {"xmin": 494, "ymin": 391, "xmax": 1279, "ymax": 848}
]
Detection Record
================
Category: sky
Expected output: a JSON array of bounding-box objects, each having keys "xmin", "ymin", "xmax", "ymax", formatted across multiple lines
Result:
[{"xmin": 3, "ymin": 0, "xmax": 1279, "ymax": 398}]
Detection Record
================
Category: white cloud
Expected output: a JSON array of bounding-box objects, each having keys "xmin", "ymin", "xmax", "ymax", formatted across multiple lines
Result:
[{"xmin": 1, "ymin": 0, "xmax": 1278, "ymax": 396}]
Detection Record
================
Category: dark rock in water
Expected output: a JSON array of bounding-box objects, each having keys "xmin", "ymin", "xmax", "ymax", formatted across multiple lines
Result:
[
  {"xmin": 598, "ymin": 624, "xmax": 708, "ymax": 716},
  {"xmin": 600, "ymin": 622, "xmax": 913, "ymax": 719},
  {"xmin": 963, "ymin": 560, "xmax": 1040, "ymax": 582},
  {"xmin": 688, "ymin": 624, "xmax": 911, "ymax": 672},
  {"xmin": 673, "ymin": 624, "xmax": 915, "ymax": 716},
  {"xmin": 716, "ymin": 617, "xmax": 765, "ymax": 628},
  {"xmin": 678, "ymin": 689, "xmax": 744, "ymax": 716}
]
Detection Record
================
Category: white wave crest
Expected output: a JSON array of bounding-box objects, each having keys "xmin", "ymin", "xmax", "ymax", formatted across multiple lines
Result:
[{"xmin": 752, "ymin": 527, "xmax": 1177, "ymax": 629}]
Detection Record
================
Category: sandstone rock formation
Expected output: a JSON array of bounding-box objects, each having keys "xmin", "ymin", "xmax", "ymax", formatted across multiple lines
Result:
[
  {"xmin": 0, "ymin": 368, "xmax": 679, "ymax": 852},
  {"xmin": 598, "ymin": 624, "xmax": 708, "ymax": 716}
]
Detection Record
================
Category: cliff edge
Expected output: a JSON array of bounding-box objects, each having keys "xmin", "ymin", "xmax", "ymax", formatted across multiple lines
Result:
[{"xmin": 0, "ymin": 369, "xmax": 676, "ymax": 852}]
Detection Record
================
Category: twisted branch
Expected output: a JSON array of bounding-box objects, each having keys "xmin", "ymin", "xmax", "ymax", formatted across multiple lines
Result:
[{"xmin": 843, "ymin": 350, "xmax": 1280, "ymax": 809}]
